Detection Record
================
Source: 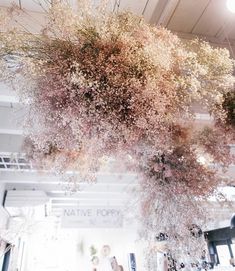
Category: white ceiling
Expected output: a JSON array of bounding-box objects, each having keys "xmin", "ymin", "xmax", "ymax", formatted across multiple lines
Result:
[
  {"xmin": 163, "ymin": 0, "xmax": 235, "ymax": 39},
  {"xmin": 1, "ymin": 0, "xmax": 235, "ymax": 48}
]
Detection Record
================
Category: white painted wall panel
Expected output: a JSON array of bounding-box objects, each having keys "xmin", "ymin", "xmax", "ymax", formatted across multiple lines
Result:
[
  {"xmin": 0, "ymin": 134, "xmax": 24, "ymax": 153},
  {"xmin": 142, "ymin": 0, "xmax": 160, "ymax": 23},
  {"xmin": 118, "ymin": 0, "xmax": 148, "ymax": 15},
  {"xmin": 192, "ymin": 0, "xmax": 228, "ymax": 37},
  {"xmin": 167, "ymin": 0, "xmax": 210, "ymax": 32},
  {"xmin": 0, "ymin": 106, "xmax": 25, "ymax": 132}
]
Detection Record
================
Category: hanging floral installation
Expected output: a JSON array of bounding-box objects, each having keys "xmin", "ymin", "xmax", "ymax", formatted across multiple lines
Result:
[{"xmin": 0, "ymin": 0, "xmax": 235, "ymax": 267}]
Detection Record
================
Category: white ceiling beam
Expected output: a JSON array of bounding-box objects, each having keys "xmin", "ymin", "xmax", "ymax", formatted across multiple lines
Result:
[
  {"xmin": 1, "ymin": 165, "xmax": 235, "ymax": 185},
  {"xmin": 48, "ymin": 190, "xmax": 129, "ymax": 196},
  {"xmin": 4, "ymin": 182, "xmax": 136, "ymax": 193},
  {"xmin": 0, "ymin": 95, "xmax": 19, "ymax": 104},
  {"xmin": 49, "ymin": 192, "xmax": 128, "ymax": 201},
  {"xmin": 0, "ymin": 170, "xmax": 138, "ymax": 184},
  {"xmin": 0, "ymin": 129, "xmax": 23, "ymax": 135},
  {"xmin": 4, "ymin": 193, "xmax": 128, "ymax": 207}
]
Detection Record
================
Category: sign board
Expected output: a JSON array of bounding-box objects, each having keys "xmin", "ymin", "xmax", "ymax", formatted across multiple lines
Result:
[{"xmin": 61, "ymin": 206, "xmax": 123, "ymax": 228}]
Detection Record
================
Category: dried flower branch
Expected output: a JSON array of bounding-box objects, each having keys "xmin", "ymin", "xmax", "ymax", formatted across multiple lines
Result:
[{"xmin": 0, "ymin": 1, "xmax": 234, "ymax": 265}]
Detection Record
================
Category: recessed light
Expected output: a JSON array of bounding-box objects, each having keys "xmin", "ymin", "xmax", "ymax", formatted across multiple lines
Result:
[{"xmin": 227, "ymin": 0, "xmax": 235, "ymax": 13}]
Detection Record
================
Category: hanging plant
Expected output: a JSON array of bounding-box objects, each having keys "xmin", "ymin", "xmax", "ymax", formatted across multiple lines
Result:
[{"xmin": 0, "ymin": 0, "xmax": 234, "ymax": 264}]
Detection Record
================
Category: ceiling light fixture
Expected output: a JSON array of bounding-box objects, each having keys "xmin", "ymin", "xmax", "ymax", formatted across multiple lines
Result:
[{"xmin": 227, "ymin": 0, "xmax": 235, "ymax": 13}]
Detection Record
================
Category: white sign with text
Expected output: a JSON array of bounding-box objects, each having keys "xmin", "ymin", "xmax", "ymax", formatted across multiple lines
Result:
[{"xmin": 61, "ymin": 206, "xmax": 123, "ymax": 228}]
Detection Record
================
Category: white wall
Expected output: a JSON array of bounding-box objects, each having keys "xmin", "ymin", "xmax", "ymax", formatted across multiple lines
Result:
[{"xmin": 23, "ymin": 224, "xmax": 146, "ymax": 271}]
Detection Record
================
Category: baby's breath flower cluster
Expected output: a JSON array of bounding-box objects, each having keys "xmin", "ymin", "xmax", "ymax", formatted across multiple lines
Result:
[{"xmin": 0, "ymin": 0, "xmax": 234, "ymax": 265}]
